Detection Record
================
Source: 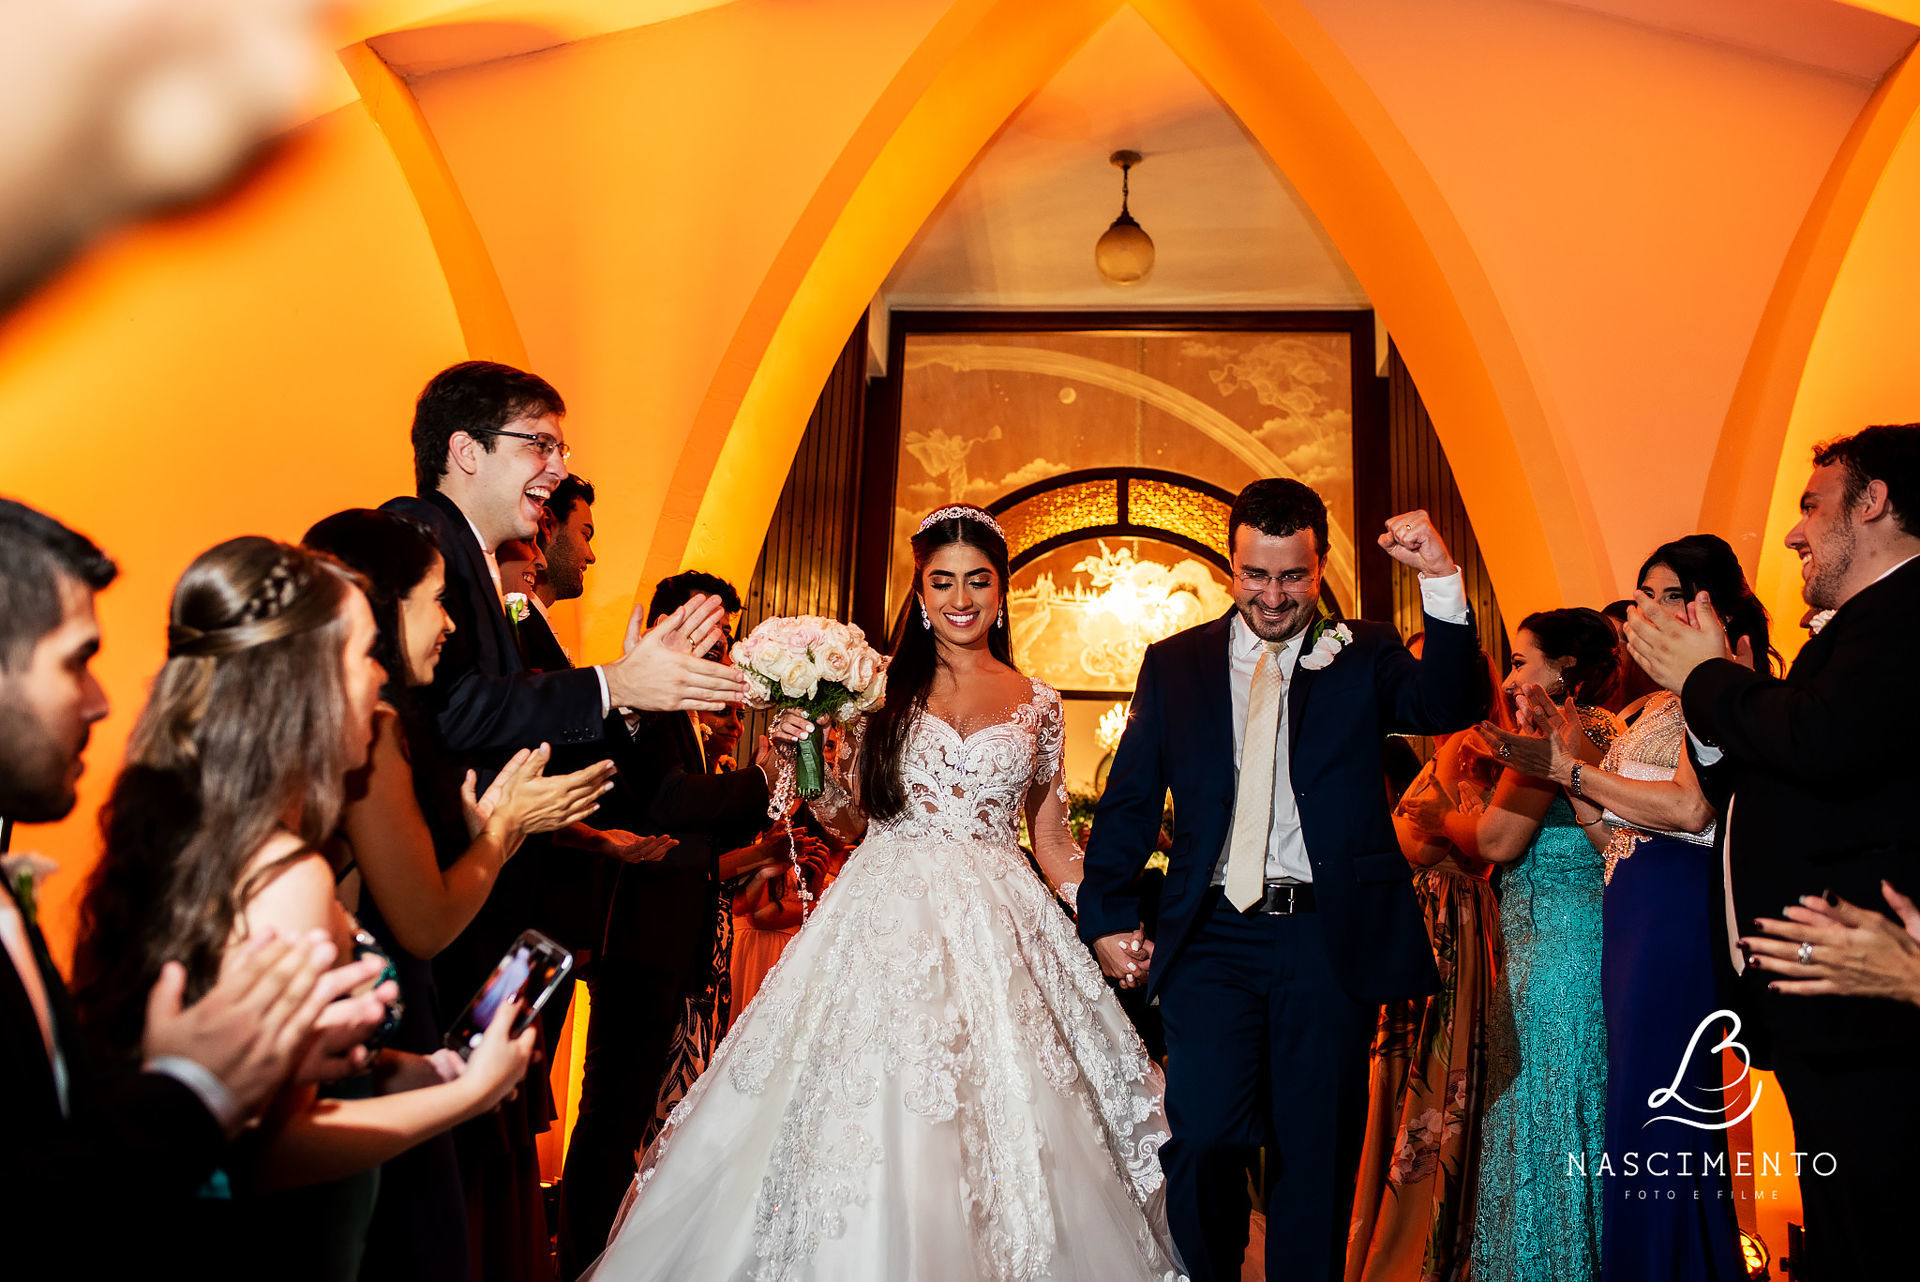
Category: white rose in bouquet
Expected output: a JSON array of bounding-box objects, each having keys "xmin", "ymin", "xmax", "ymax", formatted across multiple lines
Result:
[{"xmin": 732, "ymin": 613, "xmax": 887, "ymax": 800}]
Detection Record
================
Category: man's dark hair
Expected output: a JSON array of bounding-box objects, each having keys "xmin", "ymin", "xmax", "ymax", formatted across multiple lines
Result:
[
  {"xmin": 411, "ymin": 360, "xmax": 566, "ymax": 496},
  {"xmin": 0, "ymin": 497, "xmax": 117, "ymax": 671},
  {"xmin": 546, "ymin": 475, "xmax": 596, "ymax": 526},
  {"xmin": 648, "ymin": 571, "xmax": 741, "ymax": 625},
  {"xmin": 1813, "ymin": 423, "xmax": 1920, "ymax": 537},
  {"xmin": 1228, "ymin": 478, "xmax": 1329, "ymax": 558}
]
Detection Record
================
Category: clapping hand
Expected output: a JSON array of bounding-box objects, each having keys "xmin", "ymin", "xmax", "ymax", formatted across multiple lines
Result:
[
  {"xmin": 1623, "ymin": 590, "xmax": 1750, "ymax": 693},
  {"xmin": 1475, "ymin": 684, "xmax": 1590, "ymax": 786},
  {"xmin": 1377, "ymin": 509, "xmax": 1458, "ymax": 578},
  {"xmin": 603, "ymin": 592, "xmax": 747, "ymax": 713},
  {"xmin": 1743, "ymin": 882, "xmax": 1920, "ymax": 1005}
]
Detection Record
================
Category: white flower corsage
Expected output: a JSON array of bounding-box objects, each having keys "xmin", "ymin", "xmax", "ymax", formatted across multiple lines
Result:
[
  {"xmin": 503, "ymin": 592, "xmax": 530, "ymax": 626},
  {"xmin": 1297, "ymin": 616, "xmax": 1353, "ymax": 671},
  {"xmin": 2, "ymin": 853, "xmax": 58, "ymax": 930}
]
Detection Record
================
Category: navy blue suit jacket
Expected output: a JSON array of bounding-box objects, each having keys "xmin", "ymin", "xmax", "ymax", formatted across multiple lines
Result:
[{"xmin": 1078, "ymin": 608, "xmax": 1485, "ymax": 1004}]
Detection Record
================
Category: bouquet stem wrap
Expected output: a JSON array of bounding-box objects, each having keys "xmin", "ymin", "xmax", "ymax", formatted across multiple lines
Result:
[{"xmin": 793, "ymin": 732, "xmax": 826, "ymax": 799}]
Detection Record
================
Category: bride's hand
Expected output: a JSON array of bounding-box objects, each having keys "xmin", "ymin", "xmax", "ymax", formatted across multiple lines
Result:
[{"xmin": 1092, "ymin": 926, "xmax": 1153, "ymax": 989}]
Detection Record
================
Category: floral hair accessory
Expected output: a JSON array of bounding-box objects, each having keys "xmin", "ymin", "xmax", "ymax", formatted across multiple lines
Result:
[{"xmin": 917, "ymin": 506, "xmax": 1006, "ymax": 538}]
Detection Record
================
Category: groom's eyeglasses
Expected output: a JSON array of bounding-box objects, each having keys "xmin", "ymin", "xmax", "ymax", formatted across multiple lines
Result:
[
  {"xmin": 1234, "ymin": 567, "xmax": 1316, "ymax": 591},
  {"xmin": 473, "ymin": 427, "xmax": 571, "ymax": 463}
]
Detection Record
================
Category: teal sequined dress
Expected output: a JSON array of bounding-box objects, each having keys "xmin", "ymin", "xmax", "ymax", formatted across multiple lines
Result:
[{"xmin": 1472, "ymin": 797, "xmax": 1607, "ymax": 1281}]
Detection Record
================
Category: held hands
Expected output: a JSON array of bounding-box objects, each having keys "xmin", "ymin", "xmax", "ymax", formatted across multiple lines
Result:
[
  {"xmin": 1092, "ymin": 925, "xmax": 1154, "ymax": 990},
  {"xmin": 1742, "ymin": 882, "xmax": 1920, "ymax": 1006},
  {"xmin": 462, "ymin": 745, "xmax": 618, "ymax": 850},
  {"xmin": 1623, "ymin": 590, "xmax": 1751, "ymax": 694},
  {"xmin": 603, "ymin": 592, "xmax": 748, "ymax": 713},
  {"xmin": 1377, "ymin": 509, "xmax": 1457, "ymax": 579}
]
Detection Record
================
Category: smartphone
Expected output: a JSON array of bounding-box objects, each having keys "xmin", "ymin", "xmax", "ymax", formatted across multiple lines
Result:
[{"xmin": 443, "ymin": 929, "xmax": 574, "ymax": 1058}]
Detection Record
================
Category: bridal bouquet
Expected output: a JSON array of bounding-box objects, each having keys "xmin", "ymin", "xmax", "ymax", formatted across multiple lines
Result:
[{"xmin": 732, "ymin": 614, "xmax": 886, "ymax": 798}]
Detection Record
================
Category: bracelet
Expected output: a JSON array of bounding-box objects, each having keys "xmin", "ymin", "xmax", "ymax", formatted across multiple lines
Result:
[
  {"xmin": 1577, "ymin": 814, "xmax": 1606, "ymax": 827},
  {"xmin": 1570, "ymin": 763, "xmax": 1585, "ymax": 799}
]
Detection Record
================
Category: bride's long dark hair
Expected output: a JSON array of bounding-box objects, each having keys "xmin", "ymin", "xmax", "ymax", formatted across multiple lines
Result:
[{"xmin": 858, "ymin": 507, "xmax": 1016, "ymax": 822}]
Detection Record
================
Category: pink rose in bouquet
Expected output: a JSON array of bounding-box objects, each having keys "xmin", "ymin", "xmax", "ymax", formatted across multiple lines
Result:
[{"xmin": 731, "ymin": 614, "xmax": 886, "ymax": 797}]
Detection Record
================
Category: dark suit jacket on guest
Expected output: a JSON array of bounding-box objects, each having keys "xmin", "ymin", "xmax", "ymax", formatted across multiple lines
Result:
[
  {"xmin": 1078, "ymin": 608, "xmax": 1486, "ymax": 1004},
  {"xmin": 0, "ymin": 883, "xmax": 224, "ymax": 1252},
  {"xmin": 1684, "ymin": 554, "xmax": 1920, "ymax": 1052},
  {"xmin": 509, "ymin": 601, "xmax": 573, "ymax": 677},
  {"xmin": 380, "ymin": 491, "xmax": 603, "ymax": 758},
  {"xmin": 600, "ymin": 711, "xmax": 768, "ymax": 992}
]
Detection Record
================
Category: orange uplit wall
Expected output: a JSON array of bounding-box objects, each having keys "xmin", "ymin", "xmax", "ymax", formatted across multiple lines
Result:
[
  {"xmin": 1754, "ymin": 104, "xmax": 1920, "ymax": 660},
  {"xmin": 0, "ymin": 107, "xmax": 467, "ymax": 963},
  {"xmin": 7, "ymin": 0, "xmax": 1920, "ymax": 1203}
]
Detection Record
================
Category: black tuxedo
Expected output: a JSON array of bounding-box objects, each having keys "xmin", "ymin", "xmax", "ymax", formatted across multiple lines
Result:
[
  {"xmin": 1, "ymin": 883, "xmax": 225, "ymax": 1266},
  {"xmin": 557, "ymin": 710, "xmax": 768, "ymax": 1278},
  {"xmin": 1080, "ymin": 606, "xmax": 1483, "ymax": 1281},
  {"xmin": 380, "ymin": 492, "xmax": 603, "ymax": 757},
  {"xmin": 508, "ymin": 599, "xmax": 574, "ymax": 677},
  {"xmin": 1682, "ymin": 553, "xmax": 1920, "ymax": 1281}
]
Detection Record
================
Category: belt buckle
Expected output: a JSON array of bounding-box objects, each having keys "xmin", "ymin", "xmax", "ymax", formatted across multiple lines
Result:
[{"xmin": 1263, "ymin": 883, "xmax": 1296, "ymax": 915}]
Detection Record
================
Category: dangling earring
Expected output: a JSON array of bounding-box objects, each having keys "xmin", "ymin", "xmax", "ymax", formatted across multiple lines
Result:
[
  {"xmin": 919, "ymin": 599, "xmax": 931, "ymax": 630},
  {"xmin": 997, "ymin": 603, "xmax": 1006, "ymax": 628}
]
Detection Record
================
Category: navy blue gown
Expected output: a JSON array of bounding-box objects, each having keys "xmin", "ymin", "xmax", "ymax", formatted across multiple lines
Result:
[{"xmin": 1597, "ymin": 694, "xmax": 1744, "ymax": 1282}]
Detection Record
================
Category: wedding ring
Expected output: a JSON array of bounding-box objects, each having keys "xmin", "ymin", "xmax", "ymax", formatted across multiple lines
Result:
[
  {"xmin": 1797, "ymin": 942, "xmax": 1814, "ymax": 965},
  {"xmin": 1498, "ymin": 743, "xmax": 1512, "ymax": 759}
]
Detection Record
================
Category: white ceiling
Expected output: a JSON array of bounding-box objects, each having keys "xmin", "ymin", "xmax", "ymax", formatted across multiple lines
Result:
[{"xmin": 881, "ymin": 7, "xmax": 1371, "ymax": 312}]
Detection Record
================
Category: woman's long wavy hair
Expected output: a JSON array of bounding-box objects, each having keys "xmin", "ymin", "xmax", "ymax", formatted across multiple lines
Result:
[
  {"xmin": 858, "ymin": 507, "xmax": 1015, "ymax": 823},
  {"xmin": 301, "ymin": 509, "xmax": 470, "ymax": 860},
  {"xmin": 74, "ymin": 537, "xmax": 366, "ymax": 1064},
  {"xmin": 1638, "ymin": 534, "xmax": 1779, "ymax": 676}
]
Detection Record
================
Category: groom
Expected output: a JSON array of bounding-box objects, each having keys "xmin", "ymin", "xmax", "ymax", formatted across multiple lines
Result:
[{"xmin": 1080, "ymin": 478, "xmax": 1485, "ymax": 1281}]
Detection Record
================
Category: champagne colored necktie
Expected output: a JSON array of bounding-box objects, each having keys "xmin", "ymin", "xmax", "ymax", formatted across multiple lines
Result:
[{"xmin": 1225, "ymin": 641, "xmax": 1284, "ymax": 911}]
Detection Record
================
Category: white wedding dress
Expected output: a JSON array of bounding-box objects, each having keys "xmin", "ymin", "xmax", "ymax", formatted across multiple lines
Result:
[{"xmin": 583, "ymin": 680, "xmax": 1184, "ymax": 1282}]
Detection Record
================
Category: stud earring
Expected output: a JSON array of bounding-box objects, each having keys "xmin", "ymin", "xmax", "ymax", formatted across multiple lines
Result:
[{"xmin": 919, "ymin": 599, "xmax": 931, "ymax": 630}]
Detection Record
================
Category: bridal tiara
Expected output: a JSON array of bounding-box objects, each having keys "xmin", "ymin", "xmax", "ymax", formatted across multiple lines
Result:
[{"xmin": 918, "ymin": 506, "xmax": 1006, "ymax": 538}]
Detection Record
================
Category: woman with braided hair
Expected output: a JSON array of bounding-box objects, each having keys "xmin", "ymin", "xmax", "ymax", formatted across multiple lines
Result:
[{"xmin": 72, "ymin": 537, "xmax": 538, "ymax": 1281}]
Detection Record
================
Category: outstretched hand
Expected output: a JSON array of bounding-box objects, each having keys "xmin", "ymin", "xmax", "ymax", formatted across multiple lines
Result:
[{"xmin": 603, "ymin": 592, "xmax": 747, "ymax": 712}]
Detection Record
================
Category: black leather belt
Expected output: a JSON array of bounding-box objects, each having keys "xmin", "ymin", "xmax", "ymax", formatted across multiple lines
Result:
[{"xmin": 1249, "ymin": 881, "xmax": 1316, "ymax": 915}]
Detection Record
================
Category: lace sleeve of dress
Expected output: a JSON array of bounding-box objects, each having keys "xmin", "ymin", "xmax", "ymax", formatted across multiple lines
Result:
[
  {"xmin": 807, "ymin": 715, "xmax": 868, "ymax": 845},
  {"xmin": 1025, "ymin": 684, "xmax": 1083, "ymax": 912}
]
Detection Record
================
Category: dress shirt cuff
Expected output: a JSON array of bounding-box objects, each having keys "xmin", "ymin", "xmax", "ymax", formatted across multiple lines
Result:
[
  {"xmin": 593, "ymin": 666, "xmax": 611, "ymax": 718},
  {"xmin": 1418, "ymin": 570, "xmax": 1471, "ymax": 626},
  {"xmin": 1687, "ymin": 729, "xmax": 1724, "ymax": 766},
  {"xmin": 145, "ymin": 1055, "xmax": 245, "ymax": 1139}
]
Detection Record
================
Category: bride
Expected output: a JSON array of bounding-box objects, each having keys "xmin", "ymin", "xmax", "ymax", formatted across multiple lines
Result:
[{"xmin": 582, "ymin": 505, "xmax": 1184, "ymax": 1282}]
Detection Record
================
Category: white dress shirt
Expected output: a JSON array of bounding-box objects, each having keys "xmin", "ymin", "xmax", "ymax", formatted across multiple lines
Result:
[{"xmin": 1213, "ymin": 572, "xmax": 1472, "ymax": 886}]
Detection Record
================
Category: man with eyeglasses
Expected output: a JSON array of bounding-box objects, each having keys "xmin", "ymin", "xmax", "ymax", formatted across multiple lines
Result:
[{"xmin": 1079, "ymin": 478, "xmax": 1487, "ymax": 1282}]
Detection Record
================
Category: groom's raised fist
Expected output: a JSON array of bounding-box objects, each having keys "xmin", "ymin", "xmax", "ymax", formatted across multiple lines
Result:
[{"xmin": 1378, "ymin": 509, "xmax": 1458, "ymax": 579}]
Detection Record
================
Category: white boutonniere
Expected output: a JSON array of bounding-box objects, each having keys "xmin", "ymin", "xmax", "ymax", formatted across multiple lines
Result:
[
  {"xmin": 1, "ymin": 853, "xmax": 58, "ymax": 931},
  {"xmin": 503, "ymin": 592, "xmax": 530, "ymax": 627},
  {"xmin": 1297, "ymin": 609, "xmax": 1353, "ymax": 671}
]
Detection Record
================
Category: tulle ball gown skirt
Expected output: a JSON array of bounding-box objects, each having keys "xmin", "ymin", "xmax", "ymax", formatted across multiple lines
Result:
[{"xmin": 581, "ymin": 827, "xmax": 1186, "ymax": 1282}]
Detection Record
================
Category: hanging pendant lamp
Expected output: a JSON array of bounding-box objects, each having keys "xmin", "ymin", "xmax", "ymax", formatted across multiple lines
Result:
[{"xmin": 1095, "ymin": 150, "xmax": 1154, "ymax": 285}]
